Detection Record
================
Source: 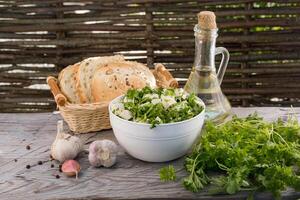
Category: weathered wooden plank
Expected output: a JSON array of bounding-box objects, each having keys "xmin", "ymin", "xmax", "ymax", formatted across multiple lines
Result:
[{"xmin": 0, "ymin": 108, "xmax": 300, "ymax": 199}]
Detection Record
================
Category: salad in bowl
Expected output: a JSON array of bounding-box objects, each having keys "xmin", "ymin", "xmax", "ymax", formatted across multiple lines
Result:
[
  {"xmin": 109, "ymin": 87, "xmax": 205, "ymax": 162},
  {"xmin": 111, "ymin": 86, "xmax": 204, "ymax": 128}
]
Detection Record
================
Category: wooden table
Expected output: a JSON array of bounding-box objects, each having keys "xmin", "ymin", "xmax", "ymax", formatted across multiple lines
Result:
[{"xmin": 1, "ymin": 107, "xmax": 300, "ymax": 200}]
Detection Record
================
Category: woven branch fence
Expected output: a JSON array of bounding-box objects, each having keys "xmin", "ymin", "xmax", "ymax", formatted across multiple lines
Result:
[{"xmin": 1, "ymin": 0, "xmax": 300, "ymax": 112}]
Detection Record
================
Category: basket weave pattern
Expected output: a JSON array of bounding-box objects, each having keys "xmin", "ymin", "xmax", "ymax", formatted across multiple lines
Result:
[{"xmin": 59, "ymin": 102, "xmax": 110, "ymax": 133}]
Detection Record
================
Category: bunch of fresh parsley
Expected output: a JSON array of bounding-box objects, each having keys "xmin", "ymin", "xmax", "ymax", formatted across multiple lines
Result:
[
  {"xmin": 119, "ymin": 86, "xmax": 203, "ymax": 128},
  {"xmin": 160, "ymin": 113, "xmax": 300, "ymax": 199}
]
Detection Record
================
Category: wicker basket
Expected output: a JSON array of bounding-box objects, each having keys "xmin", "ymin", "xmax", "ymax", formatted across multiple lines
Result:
[{"xmin": 47, "ymin": 64, "xmax": 178, "ymax": 134}]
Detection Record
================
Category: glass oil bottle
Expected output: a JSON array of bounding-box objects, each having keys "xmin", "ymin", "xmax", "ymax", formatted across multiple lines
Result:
[{"xmin": 184, "ymin": 11, "xmax": 231, "ymax": 123}]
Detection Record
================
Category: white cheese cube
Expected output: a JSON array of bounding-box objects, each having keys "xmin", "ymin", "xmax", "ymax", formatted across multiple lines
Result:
[
  {"xmin": 175, "ymin": 88, "xmax": 184, "ymax": 97},
  {"xmin": 155, "ymin": 116, "xmax": 162, "ymax": 123},
  {"xmin": 151, "ymin": 98, "xmax": 161, "ymax": 105},
  {"xmin": 123, "ymin": 97, "xmax": 134, "ymax": 103},
  {"xmin": 112, "ymin": 103, "xmax": 124, "ymax": 112},
  {"xmin": 144, "ymin": 93, "xmax": 159, "ymax": 99},
  {"xmin": 119, "ymin": 110, "xmax": 133, "ymax": 120},
  {"xmin": 161, "ymin": 95, "xmax": 176, "ymax": 109}
]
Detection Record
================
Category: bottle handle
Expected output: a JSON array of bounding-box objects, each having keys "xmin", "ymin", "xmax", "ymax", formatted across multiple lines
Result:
[{"xmin": 215, "ymin": 47, "xmax": 230, "ymax": 85}]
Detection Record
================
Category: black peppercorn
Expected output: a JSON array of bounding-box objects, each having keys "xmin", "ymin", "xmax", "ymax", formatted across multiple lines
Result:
[
  {"xmin": 26, "ymin": 145, "xmax": 31, "ymax": 150},
  {"xmin": 51, "ymin": 164, "xmax": 54, "ymax": 168},
  {"xmin": 56, "ymin": 175, "xmax": 60, "ymax": 179},
  {"xmin": 14, "ymin": 159, "xmax": 18, "ymax": 162},
  {"xmin": 26, "ymin": 164, "xmax": 31, "ymax": 169},
  {"xmin": 38, "ymin": 161, "xmax": 43, "ymax": 165}
]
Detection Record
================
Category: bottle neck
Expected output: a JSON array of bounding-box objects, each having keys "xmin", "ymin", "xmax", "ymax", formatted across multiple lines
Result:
[{"xmin": 194, "ymin": 25, "xmax": 218, "ymax": 72}]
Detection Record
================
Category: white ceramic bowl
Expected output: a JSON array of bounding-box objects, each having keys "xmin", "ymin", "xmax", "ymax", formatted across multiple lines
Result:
[{"xmin": 109, "ymin": 95, "xmax": 205, "ymax": 162}]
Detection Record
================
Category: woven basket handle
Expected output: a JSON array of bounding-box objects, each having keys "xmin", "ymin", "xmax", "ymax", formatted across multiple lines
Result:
[
  {"xmin": 47, "ymin": 76, "xmax": 66, "ymax": 106},
  {"xmin": 153, "ymin": 63, "xmax": 178, "ymax": 88}
]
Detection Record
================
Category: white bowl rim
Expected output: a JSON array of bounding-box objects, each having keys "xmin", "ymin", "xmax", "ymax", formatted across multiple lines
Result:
[{"xmin": 109, "ymin": 94, "xmax": 206, "ymax": 128}]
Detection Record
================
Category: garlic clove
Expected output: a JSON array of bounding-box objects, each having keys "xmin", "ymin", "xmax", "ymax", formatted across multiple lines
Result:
[
  {"xmin": 102, "ymin": 156, "xmax": 116, "ymax": 168},
  {"xmin": 62, "ymin": 160, "xmax": 81, "ymax": 179},
  {"xmin": 100, "ymin": 150, "xmax": 110, "ymax": 160}
]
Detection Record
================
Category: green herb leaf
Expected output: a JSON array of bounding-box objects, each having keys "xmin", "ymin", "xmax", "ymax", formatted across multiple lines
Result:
[{"xmin": 159, "ymin": 165, "xmax": 176, "ymax": 182}]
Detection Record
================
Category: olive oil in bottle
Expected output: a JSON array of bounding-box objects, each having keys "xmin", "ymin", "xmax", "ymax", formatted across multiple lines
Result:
[{"xmin": 184, "ymin": 11, "xmax": 231, "ymax": 123}]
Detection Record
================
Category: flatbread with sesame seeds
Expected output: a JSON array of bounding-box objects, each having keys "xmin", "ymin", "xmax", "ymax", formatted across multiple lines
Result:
[{"xmin": 76, "ymin": 55, "xmax": 125, "ymax": 103}]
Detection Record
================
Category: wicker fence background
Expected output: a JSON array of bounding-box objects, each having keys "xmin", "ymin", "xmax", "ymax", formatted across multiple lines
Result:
[{"xmin": 1, "ymin": 0, "xmax": 300, "ymax": 112}]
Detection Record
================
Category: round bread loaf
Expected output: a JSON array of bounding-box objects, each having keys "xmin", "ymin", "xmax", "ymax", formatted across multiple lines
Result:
[
  {"xmin": 58, "ymin": 62, "xmax": 81, "ymax": 104},
  {"xmin": 76, "ymin": 55, "xmax": 125, "ymax": 103},
  {"xmin": 91, "ymin": 61, "xmax": 156, "ymax": 102}
]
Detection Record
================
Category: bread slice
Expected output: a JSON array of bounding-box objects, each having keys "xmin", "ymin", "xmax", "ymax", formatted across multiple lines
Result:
[
  {"xmin": 58, "ymin": 63, "xmax": 81, "ymax": 104},
  {"xmin": 76, "ymin": 55, "xmax": 125, "ymax": 103},
  {"xmin": 91, "ymin": 61, "xmax": 156, "ymax": 102}
]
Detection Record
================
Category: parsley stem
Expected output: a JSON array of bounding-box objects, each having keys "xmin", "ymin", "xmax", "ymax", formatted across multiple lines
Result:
[{"xmin": 190, "ymin": 153, "xmax": 201, "ymax": 177}]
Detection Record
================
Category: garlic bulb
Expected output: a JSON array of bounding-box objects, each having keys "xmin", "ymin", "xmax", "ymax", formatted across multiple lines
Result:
[
  {"xmin": 51, "ymin": 120, "xmax": 83, "ymax": 163},
  {"xmin": 88, "ymin": 140, "xmax": 118, "ymax": 167}
]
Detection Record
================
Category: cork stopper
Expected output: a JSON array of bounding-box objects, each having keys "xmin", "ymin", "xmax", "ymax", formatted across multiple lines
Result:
[{"xmin": 197, "ymin": 11, "xmax": 217, "ymax": 30}]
